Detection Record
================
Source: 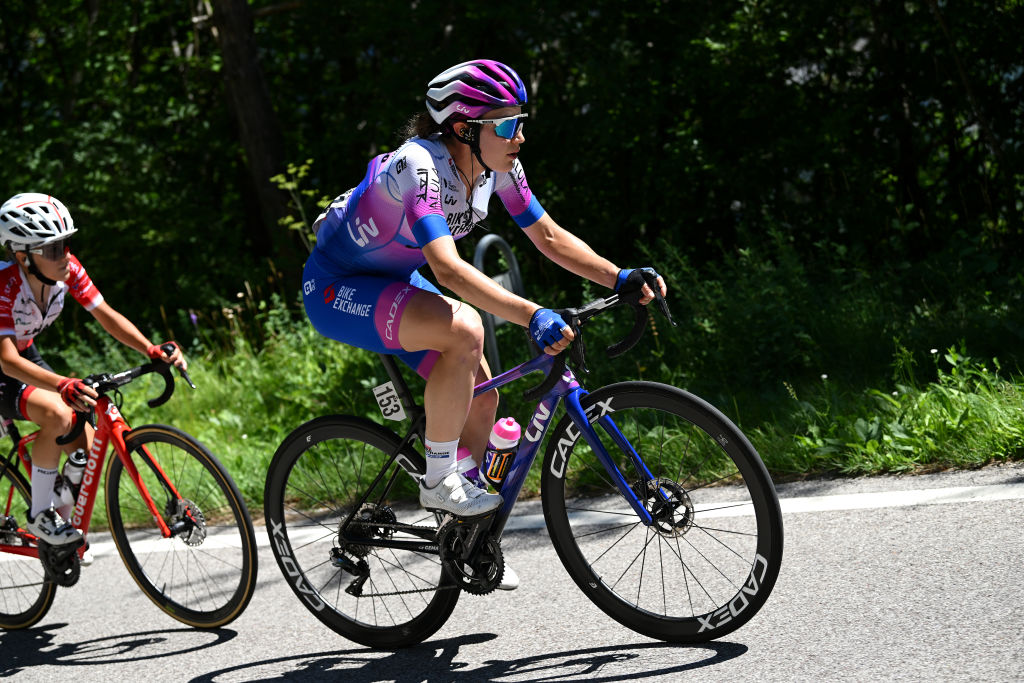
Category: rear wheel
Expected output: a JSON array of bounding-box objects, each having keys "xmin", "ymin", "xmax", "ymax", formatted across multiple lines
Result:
[
  {"xmin": 0, "ymin": 462, "xmax": 56, "ymax": 629},
  {"xmin": 264, "ymin": 415, "xmax": 459, "ymax": 648},
  {"xmin": 542, "ymin": 381, "xmax": 783, "ymax": 642},
  {"xmin": 105, "ymin": 425, "xmax": 258, "ymax": 628}
]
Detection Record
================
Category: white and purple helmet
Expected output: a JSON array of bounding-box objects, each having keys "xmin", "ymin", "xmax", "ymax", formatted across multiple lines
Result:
[
  {"xmin": 0, "ymin": 193, "xmax": 77, "ymax": 251},
  {"xmin": 426, "ymin": 59, "xmax": 527, "ymax": 126}
]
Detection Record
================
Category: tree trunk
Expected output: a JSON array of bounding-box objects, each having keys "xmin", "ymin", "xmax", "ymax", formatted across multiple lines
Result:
[{"xmin": 211, "ymin": 0, "xmax": 301, "ymax": 271}]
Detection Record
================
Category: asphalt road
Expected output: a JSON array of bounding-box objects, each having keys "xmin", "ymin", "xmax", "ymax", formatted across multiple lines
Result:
[{"xmin": 3, "ymin": 462, "xmax": 1022, "ymax": 682}]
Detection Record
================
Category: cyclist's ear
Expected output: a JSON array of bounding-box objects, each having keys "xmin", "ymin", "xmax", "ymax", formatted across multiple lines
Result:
[{"xmin": 455, "ymin": 123, "xmax": 476, "ymax": 143}]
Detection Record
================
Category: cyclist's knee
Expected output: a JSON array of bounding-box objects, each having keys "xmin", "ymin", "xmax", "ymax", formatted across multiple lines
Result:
[
  {"xmin": 445, "ymin": 306, "xmax": 485, "ymax": 359},
  {"xmin": 28, "ymin": 395, "xmax": 74, "ymax": 434},
  {"xmin": 472, "ymin": 386, "xmax": 499, "ymax": 415}
]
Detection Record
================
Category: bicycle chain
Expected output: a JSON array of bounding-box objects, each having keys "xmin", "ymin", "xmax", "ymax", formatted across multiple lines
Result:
[
  {"xmin": 349, "ymin": 583, "xmax": 460, "ymax": 598},
  {"xmin": 333, "ymin": 514, "xmax": 469, "ymax": 599}
]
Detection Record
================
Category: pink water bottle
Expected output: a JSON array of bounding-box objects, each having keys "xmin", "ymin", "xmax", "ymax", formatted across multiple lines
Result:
[{"xmin": 482, "ymin": 417, "xmax": 521, "ymax": 490}]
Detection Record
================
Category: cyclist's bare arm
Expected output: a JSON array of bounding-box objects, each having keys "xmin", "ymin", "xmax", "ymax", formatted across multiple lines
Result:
[
  {"xmin": 523, "ymin": 214, "xmax": 667, "ymax": 304},
  {"xmin": 422, "ymin": 235, "xmax": 544, "ymax": 327},
  {"xmin": 0, "ymin": 336, "xmax": 95, "ymax": 403},
  {"xmin": 89, "ymin": 301, "xmax": 187, "ymax": 370},
  {"xmin": 522, "ymin": 214, "xmax": 620, "ymax": 288}
]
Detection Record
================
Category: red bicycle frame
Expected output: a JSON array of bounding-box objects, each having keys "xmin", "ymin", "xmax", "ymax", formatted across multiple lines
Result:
[{"xmin": 2, "ymin": 394, "xmax": 185, "ymax": 560}]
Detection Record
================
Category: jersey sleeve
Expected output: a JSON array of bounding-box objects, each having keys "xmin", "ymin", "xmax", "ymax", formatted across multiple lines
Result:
[
  {"xmin": 495, "ymin": 158, "xmax": 546, "ymax": 228},
  {"xmin": 0, "ymin": 264, "xmax": 19, "ymax": 339},
  {"xmin": 66, "ymin": 255, "xmax": 104, "ymax": 310},
  {"xmin": 395, "ymin": 143, "xmax": 451, "ymax": 248}
]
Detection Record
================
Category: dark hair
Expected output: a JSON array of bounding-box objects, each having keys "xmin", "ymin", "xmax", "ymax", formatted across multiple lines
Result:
[{"xmin": 400, "ymin": 111, "xmax": 449, "ymax": 141}]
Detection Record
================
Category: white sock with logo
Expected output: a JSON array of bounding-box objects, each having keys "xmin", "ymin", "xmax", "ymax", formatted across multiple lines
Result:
[
  {"xmin": 31, "ymin": 465, "xmax": 59, "ymax": 519},
  {"xmin": 423, "ymin": 438, "xmax": 460, "ymax": 488}
]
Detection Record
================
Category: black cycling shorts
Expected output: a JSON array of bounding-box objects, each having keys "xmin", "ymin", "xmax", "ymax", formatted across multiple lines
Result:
[{"xmin": 0, "ymin": 345, "xmax": 53, "ymax": 421}]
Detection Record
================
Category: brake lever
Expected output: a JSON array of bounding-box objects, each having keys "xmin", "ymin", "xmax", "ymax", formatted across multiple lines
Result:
[
  {"xmin": 178, "ymin": 367, "xmax": 197, "ymax": 390},
  {"xmin": 653, "ymin": 287, "xmax": 676, "ymax": 327}
]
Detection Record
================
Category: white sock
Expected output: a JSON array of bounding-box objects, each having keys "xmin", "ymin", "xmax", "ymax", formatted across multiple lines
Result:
[
  {"xmin": 423, "ymin": 438, "xmax": 460, "ymax": 488},
  {"xmin": 31, "ymin": 466, "xmax": 59, "ymax": 519}
]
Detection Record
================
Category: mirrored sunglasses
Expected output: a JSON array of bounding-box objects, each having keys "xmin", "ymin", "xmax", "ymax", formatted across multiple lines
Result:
[
  {"xmin": 29, "ymin": 239, "xmax": 70, "ymax": 261},
  {"xmin": 467, "ymin": 113, "xmax": 528, "ymax": 140}
]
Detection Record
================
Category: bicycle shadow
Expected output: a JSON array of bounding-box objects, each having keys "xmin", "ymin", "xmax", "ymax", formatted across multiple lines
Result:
[
  {"xmin": 0, "ymin": 623, "xmax": 237, "ymax": 676},
  {"xmin": 189, "ymin": 635, "xmax": 748, "ymax": 682}
]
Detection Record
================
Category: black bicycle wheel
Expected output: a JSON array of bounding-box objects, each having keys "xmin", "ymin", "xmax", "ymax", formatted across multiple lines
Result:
[
  {"xmin": 264, "ymin": 415, "xmax": 460, "ymax": 649},
  {"xmin": 105, "ymin": 424, "xmax": 257, "ymax": 628},
  {"xmin": 541, "ymin": 381, "xmax": 783, "ymax": 642},
  {"xmin": 0, "ymin": 462, "xmax": 56, "ymax": 629}
]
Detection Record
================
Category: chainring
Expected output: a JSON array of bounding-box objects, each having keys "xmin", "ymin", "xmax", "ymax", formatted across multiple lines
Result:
[
  {"xmin": 634, "ymin": 477, "xmax": 694, "ymax": 537},
  {"xmin": 341, "ymin": 503, "xmax": 397, "ymax": 557},
  {"xmin": 437, "ymin": 517, "xmax": 504, "ymax": 596},
  {"xmin": 38, "ymin": 541, "xmax": 82, "ymax": 587}
]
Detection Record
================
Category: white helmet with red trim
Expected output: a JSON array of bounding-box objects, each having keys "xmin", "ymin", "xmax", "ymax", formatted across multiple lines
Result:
[{"xmin": 0, "ymin": 193, "xmax": 78, "ymax": 251}]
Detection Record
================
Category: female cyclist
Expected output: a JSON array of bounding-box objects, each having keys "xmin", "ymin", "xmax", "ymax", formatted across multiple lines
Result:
[
  {"xmin": 0, "ymin": 193, "xmax": 185, "ymax": 546},
  {"xmin": 303, "ymin": 59, "xmax": 667, "ymax": 534}
]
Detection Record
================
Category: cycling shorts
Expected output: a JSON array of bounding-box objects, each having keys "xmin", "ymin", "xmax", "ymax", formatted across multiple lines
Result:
[
  {"xmin": 0, "ymin": 344, "xmax": 52, "ymax": 421},
  {"xmin": 302, "ymin": 260, "xmax": 441, "ymax": 379}
]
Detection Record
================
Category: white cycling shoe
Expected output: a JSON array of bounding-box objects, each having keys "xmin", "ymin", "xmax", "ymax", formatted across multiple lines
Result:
[
  {"xmin": 419, "ymin": 472, "xmax": 502, "ymax": 517},
  {"xmin": 498, "ymin": 562, "xmax": 519, "ymax": 591},
  {"xmin": 26, "ymin": 508, "xmax": 83, "ymax": 546}
]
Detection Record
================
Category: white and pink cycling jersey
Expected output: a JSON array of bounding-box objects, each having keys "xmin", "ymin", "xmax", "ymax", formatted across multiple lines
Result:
[
  {"xmin": 0, "ymin": 254, "xmax": 104, "ymax": 351},
  {"xmin": 307, "ymin": 134, "xmax": 545, "ymax": 276}
]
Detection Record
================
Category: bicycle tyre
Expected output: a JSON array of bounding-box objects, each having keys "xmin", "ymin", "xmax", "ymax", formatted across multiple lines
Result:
[
  {"xmin": 0, "ymin": 463, "xmax": 56, "ymax": 629},
  {"xmin": 105, "ymin": 424, "xmax": 258, "ymax": 628},
  {"xmin": 264, "ymin": 415, "xmax": 460, "ymax": 649},
  {"xmin": 541, "ymin": 381, "xmax": 783, "ymax": 642}
]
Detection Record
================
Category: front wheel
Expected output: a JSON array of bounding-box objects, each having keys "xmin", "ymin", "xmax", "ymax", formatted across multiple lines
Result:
[
  {"xmin": 541, "ymin": 382, "xmax": 783, "ymax": 643},
  {"xmin": 106, "ymin": 424, "xmax": 258, "ymax": 628},
  {"xmin": 0, "ymin": 462, "xmax": 56, "ymax": 629}
]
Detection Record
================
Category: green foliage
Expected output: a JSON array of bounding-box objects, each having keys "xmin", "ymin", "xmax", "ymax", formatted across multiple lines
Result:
[
  {"xmin": 757, "ymin": 345, "xmax": 1024, "ymax": 477},
  {"xmin": 270, "ymin": 159, "xmax": 330, "ymax": 253},
  {"xmin": 3, "ymin": 1, "xmax": 1024, "ymax": 517},
  {"xmin": 3, "ymin": 0, "xmax": 1022, "ymax": 325}
]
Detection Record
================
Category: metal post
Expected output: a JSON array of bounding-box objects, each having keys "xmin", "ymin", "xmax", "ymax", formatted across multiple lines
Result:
[{"xmin": 472, "ymin": 234, "xmax": 526, "ymax": 375}]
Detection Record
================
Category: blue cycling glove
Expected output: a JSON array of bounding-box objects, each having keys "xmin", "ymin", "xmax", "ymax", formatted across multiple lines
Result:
[
  {"xmin": 529, "ymin": 308, "xmax": 569, "ymax": 349},
  {"xmin": 615, "ymin": 267, "xmax": 662, "ymax": 292}
]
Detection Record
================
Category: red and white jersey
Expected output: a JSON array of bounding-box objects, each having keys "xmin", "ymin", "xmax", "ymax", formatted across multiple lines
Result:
[{"xmin": 0, "ymin": 254, "xmax": 104, "ymax": 351}]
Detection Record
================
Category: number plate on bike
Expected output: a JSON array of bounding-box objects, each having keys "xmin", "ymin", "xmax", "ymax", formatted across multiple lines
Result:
[{"xmin": 373, "ymin": 382, "xmax": 407, "ymax": 421}]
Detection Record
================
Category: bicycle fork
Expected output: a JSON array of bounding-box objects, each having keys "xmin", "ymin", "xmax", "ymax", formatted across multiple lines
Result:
[{"xmin": 561, "ymin": 387, "xmax": 659, "ymax": 526}]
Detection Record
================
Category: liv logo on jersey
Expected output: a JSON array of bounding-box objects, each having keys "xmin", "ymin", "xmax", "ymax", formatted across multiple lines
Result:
[{"xmin": 348, "ymin": 216, "xmax": 379, "ymax": 247}]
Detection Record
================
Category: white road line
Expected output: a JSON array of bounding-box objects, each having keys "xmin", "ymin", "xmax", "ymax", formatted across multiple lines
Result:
[
  {"xmin": 502, "ymin": 481, "xmax": 1024, "ymax": 530},
  {"xmin": 9, "ymin": 482, "xmax": 1021, "ymax": 562}
]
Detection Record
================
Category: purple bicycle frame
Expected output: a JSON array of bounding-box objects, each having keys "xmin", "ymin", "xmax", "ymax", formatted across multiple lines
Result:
[{"xmin": 473, "ymin": 353, "xmax": 657, "ymax": 537}]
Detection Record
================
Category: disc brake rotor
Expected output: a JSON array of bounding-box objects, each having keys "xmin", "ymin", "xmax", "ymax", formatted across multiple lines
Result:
[
  {"xmin": 635, "ymin": 478, "xmax": 694, "ymax": 537},
  {"xmin": 175, "ymin": 499, "xmax": 207, "ymax": 546}
]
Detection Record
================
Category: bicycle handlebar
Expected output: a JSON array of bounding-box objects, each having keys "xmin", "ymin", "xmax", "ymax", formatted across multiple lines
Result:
[
  {"xmin": 56, "ymin": 343, "xmax": 195, "ymax": 445},
  {"xmin": 522, "ymin": 274, "xmax": 675, "ymax": 401}
]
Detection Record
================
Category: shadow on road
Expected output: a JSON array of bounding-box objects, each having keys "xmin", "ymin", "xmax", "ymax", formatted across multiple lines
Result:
[
  {"xmin": 0, "ymin": 623, "xmax": 237, "ymax": 675},
  {"xmin": 188, "ymin": 634, "xmax": 748, "ymax": 682}
]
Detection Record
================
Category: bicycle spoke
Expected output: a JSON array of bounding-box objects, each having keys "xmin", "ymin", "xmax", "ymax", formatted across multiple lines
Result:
[{"xmin": 544, "ymin": 384, "xmax": 781, "ymax": 642}]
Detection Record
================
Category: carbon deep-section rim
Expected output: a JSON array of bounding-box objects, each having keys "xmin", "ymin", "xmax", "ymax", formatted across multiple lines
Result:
[
  {"xmin": 541, "ymin": 381, "xmax": 783, "ymax": 642},
  {"xmin": 264, "ymin": 415, "xmax": 459, "ymax": 649}
]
